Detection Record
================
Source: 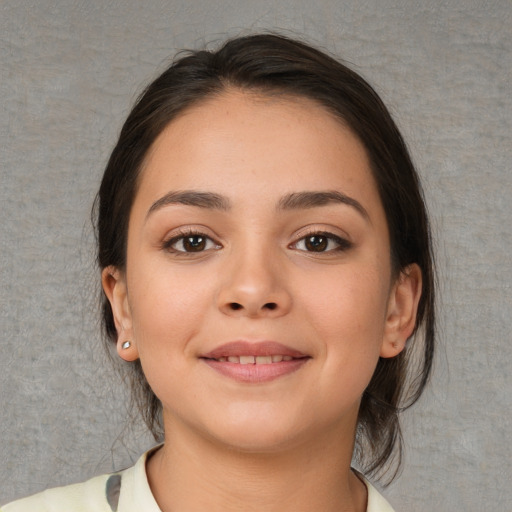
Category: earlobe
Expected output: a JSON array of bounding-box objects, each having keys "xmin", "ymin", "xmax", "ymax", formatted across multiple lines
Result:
[
  {"xmin": 101, "ymin": 266, "xmax": 139, "ymax": 362},
  {"xmin": 116, "ymin": 338, "xmax": 139, "ymax": 362},
  {"xmin": 380, "ymin": 264, "xmax": 422, "ymax": 359}
]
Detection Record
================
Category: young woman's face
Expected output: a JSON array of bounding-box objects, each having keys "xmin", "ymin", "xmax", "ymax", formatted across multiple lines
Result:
[{"xmin": 105, "ymin": 90, "xmax": 418, "ymax": 452}]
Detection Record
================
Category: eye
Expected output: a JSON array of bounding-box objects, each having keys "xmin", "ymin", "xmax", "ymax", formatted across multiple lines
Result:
[
  {"xmin": 163, "ymin": 231, "xmax": 220, "ymax": 253},
  {"xmin": 293, "ymin": 232, "xmax": 351, "ymax": 253}
]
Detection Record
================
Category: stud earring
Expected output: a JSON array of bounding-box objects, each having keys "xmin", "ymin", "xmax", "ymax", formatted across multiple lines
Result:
[{"xmin": 122, "ymin": 341, "xmax": 131, "ymax": 350}]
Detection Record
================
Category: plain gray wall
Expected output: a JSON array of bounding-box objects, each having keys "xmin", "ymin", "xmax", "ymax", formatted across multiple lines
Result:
[{"xmin": 1, "ymin": 1, "xmax": 511, "ymax": 509}]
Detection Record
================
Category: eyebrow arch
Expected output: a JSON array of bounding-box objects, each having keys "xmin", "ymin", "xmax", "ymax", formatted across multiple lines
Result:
[
  {"xmin": 147, "ymin": 190, "xmax": 231, "ymax": 218},
  {"xmin": 277, "ymin": 191, "xmax": 370, "ymax": 221}
]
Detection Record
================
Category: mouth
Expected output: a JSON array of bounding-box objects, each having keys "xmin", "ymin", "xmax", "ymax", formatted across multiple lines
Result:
[
  {"xmin": 200, "ymin": 341, "xmax": 310, "ymax": 383},
  {"xmin": 206, "ymin": 354, "xmax": 296, "ymax": 364}
]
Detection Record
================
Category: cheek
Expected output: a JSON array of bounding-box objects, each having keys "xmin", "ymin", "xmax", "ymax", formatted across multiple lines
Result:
[
  {"xmin": 126, "ymin": 268, "xmax": 214, "ymax": 407},
  {"xmin": 299, "ymin": 265, "xmax": 390, "ymax": 339},
  {"xmin": 127, "ymin": 265, "xmax": 215, "ymax": 354},
  {"xmin": 298, "ymin": 265, "xmax": 391, "ymax": 387}
]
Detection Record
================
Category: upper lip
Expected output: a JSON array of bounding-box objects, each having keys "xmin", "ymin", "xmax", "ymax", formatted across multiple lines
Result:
[{"xmin": 201, "ymin": 341, "xmax": 308, "ymax": 360}]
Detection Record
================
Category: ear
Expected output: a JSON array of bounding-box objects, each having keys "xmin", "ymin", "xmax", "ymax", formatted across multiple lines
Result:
[
  {"xmin": 102, "ymin": 266, "xmax": 139, "ymax": 362},
  {"xmin": 380, "ymin": 264, "xmax": 422, "ymax": 358}
]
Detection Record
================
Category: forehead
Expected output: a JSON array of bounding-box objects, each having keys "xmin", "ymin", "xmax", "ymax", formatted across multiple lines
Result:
[
  {"xmin": 128, "ymin": 89, "xmax": 389, "ymax": 246},
  {"xmin": 138, "ymin": 90, "xmax": 376, "ymax": 195}
]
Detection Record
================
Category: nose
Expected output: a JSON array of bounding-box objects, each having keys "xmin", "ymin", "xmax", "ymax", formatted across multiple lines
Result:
[{"xmin": 217, "ymin": 247, "xmax": 292, "ymax": 319}]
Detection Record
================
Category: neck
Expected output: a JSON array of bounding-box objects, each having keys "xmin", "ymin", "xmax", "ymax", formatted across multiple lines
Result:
[{"xmin": 146, "ymin": 418, "xmax": 367, "ymax": 512}]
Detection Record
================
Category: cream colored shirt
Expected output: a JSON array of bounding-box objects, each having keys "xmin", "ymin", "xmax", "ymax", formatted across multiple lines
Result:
[{"xmin": 2, "ymin": 449, "xmax": 395, "ymax": 511}]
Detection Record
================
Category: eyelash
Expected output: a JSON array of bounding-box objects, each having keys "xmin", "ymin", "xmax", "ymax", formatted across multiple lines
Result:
[
  {"xmin": 162, "ymin": 229, "xmax": 221, "ymax": 254},
  {"xmin": 291, "ymin": 231, "xmax": 352, "ymax": 253},
  {"xmin": 162, "ymin": 229, "xmax": 352, "ymax": 255}
]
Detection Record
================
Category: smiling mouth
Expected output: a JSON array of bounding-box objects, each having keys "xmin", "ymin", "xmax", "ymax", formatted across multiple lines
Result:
[
  {"xmin": 208, "ymin": 355, "xmax": 296, "ymax": 364},
  {"xmin": 201, "ymin": 341, "xmax": 310, "ymax": 383}
]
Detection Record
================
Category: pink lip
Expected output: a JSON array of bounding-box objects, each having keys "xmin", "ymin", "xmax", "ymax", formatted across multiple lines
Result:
[
  {"xmin": 201, "ymin": 341, "xmax": 310, "ymax": 383},
  {"xmin": 202, "ymin": 341, "xmax": 307, "ymax": 359}
]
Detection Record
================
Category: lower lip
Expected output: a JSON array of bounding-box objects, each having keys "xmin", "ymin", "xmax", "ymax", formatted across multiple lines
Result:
[{"xmin": 201, "ymin": 358, "xmax": 309, "ymax": 383}]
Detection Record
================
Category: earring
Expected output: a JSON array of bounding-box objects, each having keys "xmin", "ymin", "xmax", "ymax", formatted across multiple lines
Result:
[{"xmin": 122, "ymin": 341, "xmax": 131, "ymax": 350}]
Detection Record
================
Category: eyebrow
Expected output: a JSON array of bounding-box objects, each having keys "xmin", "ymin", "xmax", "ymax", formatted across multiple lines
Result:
[
  {"xmin": 147, "ymin": 191, "xmax": 231, "ymax": 218},
  {"xmin": 277, "ymin": 191, "xmax": 370, "ymax": 221},
  {"xmin": 146, "ymin": 189, "xmax": 369, "ymax": 222}
]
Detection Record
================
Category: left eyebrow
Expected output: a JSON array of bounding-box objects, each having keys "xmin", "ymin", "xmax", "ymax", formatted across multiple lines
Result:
[
  {"xmin": 146, "ymin": 190, "xmax": 231, "ymax": 219},
  {"xmin": 277, "ymin": 191, "xmax": 370, "ymax": 222}
]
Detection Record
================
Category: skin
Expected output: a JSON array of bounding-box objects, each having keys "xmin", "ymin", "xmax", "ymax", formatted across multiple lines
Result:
[{"xmin": 103, "ymin": 90, "xmax": 422, "ymax": 512}]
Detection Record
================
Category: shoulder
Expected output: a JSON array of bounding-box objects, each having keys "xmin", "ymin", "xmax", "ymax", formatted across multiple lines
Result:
[
  {"xmin": 1, "ymin": 446, "xmax": 161, "ymax": 512},
  {"xmin": 1, "ymin": 472, "xmax": 116, "ymax": 512},
  {"xmin": 364, "ymin": 478, "xmax": 396, "ymax": 512}
]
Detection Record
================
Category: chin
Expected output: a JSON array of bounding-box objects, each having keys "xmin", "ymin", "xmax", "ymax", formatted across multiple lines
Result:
[
  {"xmin": 200, "ymin": 412, "xmax": 313, "ymax": 455},
  {"xmin": 216, "ymin": 429, "xmax": 302, "ymax": 455}
]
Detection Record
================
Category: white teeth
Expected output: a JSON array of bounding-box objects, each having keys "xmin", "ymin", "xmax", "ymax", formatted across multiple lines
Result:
[
  {"xmin": 255, "ymin": 356, "xmax": 272, "ymax": 364},
  {"xmin": 217, "ymin": 355, "xmax": 295, "ymax": 364}
]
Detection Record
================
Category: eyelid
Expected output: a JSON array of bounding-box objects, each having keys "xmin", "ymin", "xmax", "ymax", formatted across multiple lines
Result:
[
  {"xmin": 162, "ymin": 224, "xmax": 220, "ymax": 243},
  {"xmin": 162, "ymin": 227, "xmax": 222, "ymax": 253},
  {"xmin": 290, "ymin": 227, "xmax": 353, "ymax": 253}
]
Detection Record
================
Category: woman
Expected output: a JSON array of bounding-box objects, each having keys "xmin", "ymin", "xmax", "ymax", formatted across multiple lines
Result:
[{"xmin": 3, "ymin": 33, "xmax": 435, "ymax": 512}]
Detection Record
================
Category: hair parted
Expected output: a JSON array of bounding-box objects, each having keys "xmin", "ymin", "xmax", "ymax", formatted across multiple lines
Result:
[{"xmin": 95, "ymin": 33, "xmax": 435, "ymax": 483}]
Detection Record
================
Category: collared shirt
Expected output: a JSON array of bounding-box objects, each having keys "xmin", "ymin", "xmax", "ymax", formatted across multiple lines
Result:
[{"xmin": 2, "ymin": 449, "xmax": 395, "ymax": 512}]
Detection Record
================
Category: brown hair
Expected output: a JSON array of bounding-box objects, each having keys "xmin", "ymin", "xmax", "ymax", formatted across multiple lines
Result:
[{"xmin": 95, "ymin": 33, "xmax": 435, "ymax": 483}]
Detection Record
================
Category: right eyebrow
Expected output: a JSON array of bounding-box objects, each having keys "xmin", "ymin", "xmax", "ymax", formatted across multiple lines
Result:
[
  {"xmin": 146, "ymin": 190, "xmax": 231, "ymax": 220},
  {"xmin": 277, "ymin": 190, "xmax": 370, "ymax": 222}
]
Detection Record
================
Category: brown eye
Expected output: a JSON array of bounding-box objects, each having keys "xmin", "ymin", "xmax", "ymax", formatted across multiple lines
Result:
[
  {"xmin": 182, "ymin": 235, "xmax": 207, "ymax": 252},
  {"xmin": 293, "ymin": 232, "xmax": 352, "ymax": 253},
  {"xmin": 164, "ymin": 232, "xmax": 219, "ymax": 253},
  {"xmin": 305, "ymin": 235, "xmax": 328, "ymax": 252}
]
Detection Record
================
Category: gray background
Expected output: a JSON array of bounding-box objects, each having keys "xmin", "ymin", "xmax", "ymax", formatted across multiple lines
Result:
[{"xmin": 1, "ymin": 1, "xmax": 511, "ymax": 510}]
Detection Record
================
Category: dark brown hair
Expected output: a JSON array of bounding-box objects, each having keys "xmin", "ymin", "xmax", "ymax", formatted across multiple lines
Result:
[{"xmin": 95, "ymin": 33, "xmax": 435, "ymax": 483}]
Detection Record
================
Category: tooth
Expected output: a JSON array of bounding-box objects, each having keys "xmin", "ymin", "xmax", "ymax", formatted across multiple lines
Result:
[
  {"xmin": 239, "ymin": 355, "xmax": 255, "ymax": 364},
  {"xmin": 282, "ymin": 356, "xmax": 293, "ymax": 361},
  {"xmin": 271, "ymin": 355, "xmax": 283, "ymax": 363},
  {"xmin": 255, "ymin": 356, "xmax": 272, "ymax": 364},
  {"xmin": 228, "ymin": 356, "xmax": 240, "ymax": 363},
  {"xmin": 218, "ymin": 357, "xmax": 227, "ymax": 362}
]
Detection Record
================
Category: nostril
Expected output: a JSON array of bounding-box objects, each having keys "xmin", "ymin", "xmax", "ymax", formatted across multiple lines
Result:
[
  {"xmin": 264, "ymin": 302, "xmax": 278, "ymax": 310},
  {"xmin": 229, "ymin": 302, "xmax": 243, "ymax": 310}
]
